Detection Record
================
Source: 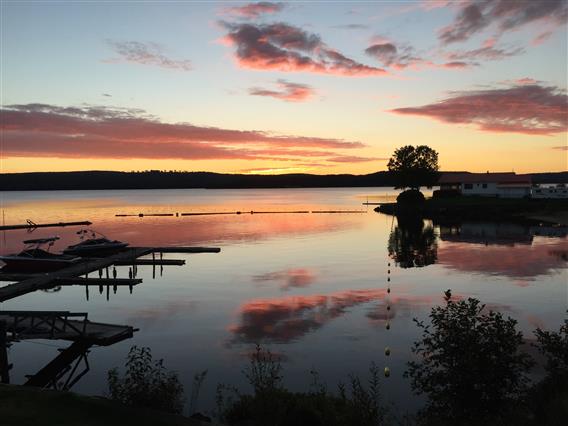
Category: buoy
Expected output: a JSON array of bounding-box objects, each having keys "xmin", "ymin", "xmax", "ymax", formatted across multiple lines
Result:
[
  {"xmin": 386, "ymin": 322, "xmax": 390, "ymax": 330},
  {"xmin": 385, "ymin": 347, "xmax": 391, "ymax": 356},
  {"xmin": 387, "ymin": 277, "xmax": 390, "ymax": 282},
  {"xmin": 387, "ymin": 305, "xmax": 391, "ymax": 311},
  {"xmin": 384, "ymin": 367, "xmax": 390, "ymax": 377},
  {"xmin": 387, "ymin": 288, "xmax": 391, "ymax": 293}
]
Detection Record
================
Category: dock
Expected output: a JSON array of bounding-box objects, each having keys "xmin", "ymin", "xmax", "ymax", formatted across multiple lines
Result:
[
  {"xmin": 0, "ymin": 310, "xmax": 136, "ymax": 389},
  {"xmin": 0, "ymin": 246, "xmax": 220, "ymax": 302},
  {"xmin": 0, "ymin": 220, "xmax": 92, "ymax": 231}
]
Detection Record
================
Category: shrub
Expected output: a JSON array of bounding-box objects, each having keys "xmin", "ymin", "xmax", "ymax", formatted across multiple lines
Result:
[
  {"xmin": 396, "ymin": 189, "xmax": 425, "ymax": 206},
  {"xmin": 107, "ymin": 346, "xmax": 184, "ymax": 414},
  {"xmin": 218, "ymin": 345, "xmax": 387, "ymax": 426},
  {"xmin": 405, "ymin": 295, "xmax": 534, "ymax": 426}
]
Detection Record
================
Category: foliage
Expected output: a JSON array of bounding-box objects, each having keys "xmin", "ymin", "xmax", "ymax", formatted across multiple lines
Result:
[
  {"xmin": 534, "ymin": 317, "xmax": 568, "ymax": 376},
  {"xmin": 387, "ymin": 145, "xmax": 439, "ymax": 190},
  {"xmin": 388, "ymin": 215, "xmax": 437, "ymax": 268},
  {"xmin": 217, "ymin": 345, "xmax": 387, "ymax": 426},
  {"xmin": 188, "ymin": 370, "xmax": 208, "ymax": 416},
  {"xmin": 526, "ymin": 318, "xmax": 568, "ymax": 425},
  {"xmin": 107, "ymin": 346, "xmax": 185, "ymax": 414},
  {"xmin": 396, "ymin": 189, "xmax": 426, "ymax": 206},
  {"xmin": 405, "ymin": 296, "xmax": 534, "ymax": 426}
]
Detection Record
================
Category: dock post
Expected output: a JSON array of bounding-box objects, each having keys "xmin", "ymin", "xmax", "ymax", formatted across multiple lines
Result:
[
  {"xmin": 0, "ymin": 321, "xmax": 10, "ymax": 384},
  {"xmin": 105, "ymin": 268, "xmax": 109, "ymax": 279}
]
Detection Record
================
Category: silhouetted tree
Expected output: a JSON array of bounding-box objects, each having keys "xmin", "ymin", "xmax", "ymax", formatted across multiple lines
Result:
[
  {"xmin": 405, "ymin": 296, "xmax": 533, "ymax": 425},
  {"xmin": 388, "ymin": 215, "xmax": 437, "ymax": 268},
  {"xmin": 387, "ymin": 145, "xmax": 439, "ymax": 191}
]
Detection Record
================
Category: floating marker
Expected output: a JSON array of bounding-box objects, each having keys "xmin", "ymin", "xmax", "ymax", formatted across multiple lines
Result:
[
  {"xmin": 385, "ymin": 347, "xmax": 391, "ymax": 356},
  {"xmin": 386, "ymin": 322, "xmax": 390, "ymax": 330},
  {"xmin": 384, "ymin": 367, "xmax": 390, "ymax": 377},
  {"xmin": 387, "ymin": 288, "xmax": 391, "ymax": 293},
  {"xmin": 387, "ymin": 305, "xmax": 391, "ymax": 311}
]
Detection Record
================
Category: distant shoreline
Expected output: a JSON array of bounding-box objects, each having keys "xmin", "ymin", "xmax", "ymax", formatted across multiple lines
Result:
[{"xmin": 1, "ymin": 170, "xmax": 567, "ymax": 192}]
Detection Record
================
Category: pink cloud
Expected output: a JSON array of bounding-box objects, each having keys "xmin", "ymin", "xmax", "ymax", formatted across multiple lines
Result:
[
  {"xmin": 249, "ymin": 79, "xmax": 316, "ymax": 102},
  {"xmin": 0, "ymin": 104, "xmax": 370, "ymax": 161},
  {"xmin": 389, "ymin": 84, "xmax": 568, "ymax": 135},
  {"xmin": 221, "ymin": 21, "xmax": 387, "ymax": 76},
  {"xmin": 223, "ymin": 2, "xmax": 285, "ymax": 18}
]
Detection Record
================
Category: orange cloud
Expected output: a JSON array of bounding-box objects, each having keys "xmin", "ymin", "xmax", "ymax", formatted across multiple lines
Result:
[
  {"xmin": 249, "ymin": 79, "xmax": 316, "ymax": 102},
  {"xmin": 1, "ymin": 104, "xmax": 370, "ymax": 161}
]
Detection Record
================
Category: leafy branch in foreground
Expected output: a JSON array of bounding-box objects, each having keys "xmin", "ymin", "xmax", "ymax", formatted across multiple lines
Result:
[
  {"xmin": 107, "ymin": 346, "xmax": 184, "ymax": 414},
  {"xmin": 217, "ymin": 345, "xmax": 388, "ymax": 426},
  {"xmin": 405, "ymin": 296, "xmax": 534, "ymax": 425}
]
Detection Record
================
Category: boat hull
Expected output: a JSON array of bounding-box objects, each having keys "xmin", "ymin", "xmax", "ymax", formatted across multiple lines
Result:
[
  {"xmin": 0, "ymin": 256, "xmax": 80, "ymax": 273},
  {"xmin": 63, "ymin": 242, "xmax": 129, "ymax": 257}
]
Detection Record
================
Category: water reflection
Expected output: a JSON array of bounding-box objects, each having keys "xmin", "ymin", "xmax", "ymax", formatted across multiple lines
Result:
[
  {"xmin": 253, "ymin": 268, "xmax": 317, "ymax": 291},
  {"xmin": 229, "ymin": 289, "xmax": 387, "ymax": 344},
  {"xmin": 388, "ymin": 215, "xmax": 438, "ymax": 268},
  {"xmin": 437, "ymin": 222, "xmax": 568, "ymax": 280}
]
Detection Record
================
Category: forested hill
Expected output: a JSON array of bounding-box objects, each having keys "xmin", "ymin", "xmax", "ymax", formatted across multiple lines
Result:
[{"xmin": 0, "ymin": 170, "xmax": 566, "ymax": 191}]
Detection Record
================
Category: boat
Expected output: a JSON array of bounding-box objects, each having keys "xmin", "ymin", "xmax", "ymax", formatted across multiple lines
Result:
[
  {"xmin": 0, "ymin": 237, "xmax": 81, "ymax": 272},
  {"xmin": 63, "ymin": 229, "xmax": 129, "ymax": 257}
]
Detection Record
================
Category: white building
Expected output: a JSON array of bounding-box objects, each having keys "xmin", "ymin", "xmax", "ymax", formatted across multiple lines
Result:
[
  {"xmin": 532, "ymin": 185, "xmax": 568, "ymax": 199},
  {"xmin": 438, "ymin": 172, "xmax": 532, "ymax": 198}
]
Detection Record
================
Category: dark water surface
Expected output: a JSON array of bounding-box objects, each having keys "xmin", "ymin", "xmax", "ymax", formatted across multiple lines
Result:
[{"xmin": 1, "ymin": 188, "xmax": 566, "ymax": 415}]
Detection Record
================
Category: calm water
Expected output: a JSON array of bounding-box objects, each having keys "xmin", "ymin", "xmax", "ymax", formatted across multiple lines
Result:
[{"xmin": 1, "ymin": 188, "xmax": 567, "ymax": 415}]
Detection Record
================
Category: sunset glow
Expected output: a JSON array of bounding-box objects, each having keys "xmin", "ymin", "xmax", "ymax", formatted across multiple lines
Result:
[{"xmin": 1, "ymin": 1, "xmax": 566, "ymax": 173}]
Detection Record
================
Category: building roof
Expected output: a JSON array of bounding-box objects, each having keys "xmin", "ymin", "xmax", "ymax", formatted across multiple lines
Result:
[{"xmin": 438, "ymin": 172, "xmax": 531, "ymax": 185}]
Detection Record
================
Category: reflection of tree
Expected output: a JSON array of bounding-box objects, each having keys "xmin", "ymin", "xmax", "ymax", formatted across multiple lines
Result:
[{"xmin": 388, "ymin": 215, "xmax": 437, "ymax": 268}]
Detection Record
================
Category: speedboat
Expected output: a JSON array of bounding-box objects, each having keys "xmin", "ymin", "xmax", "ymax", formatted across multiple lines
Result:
[
  {"xmin": 0, "ymin": 237, "xmax": 81, "ymax": 272},
  {"xmin": 63, "ymin": 229, "xmax": 128, "ymax": 257}
]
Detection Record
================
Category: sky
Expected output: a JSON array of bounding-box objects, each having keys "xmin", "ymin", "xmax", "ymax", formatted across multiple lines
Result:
[{"xmin": 1, "ymin": 0, "xmax": 567, "ymax": 174}]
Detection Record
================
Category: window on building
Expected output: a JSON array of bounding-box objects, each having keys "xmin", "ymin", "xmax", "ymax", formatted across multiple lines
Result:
[{"xmin": 464, "ymin": 184, "xmax": 473, "ymax": 189}]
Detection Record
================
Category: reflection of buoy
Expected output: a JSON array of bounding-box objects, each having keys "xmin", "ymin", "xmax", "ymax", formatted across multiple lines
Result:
[
  {"xmin": 384, "ymin": 367, "xmax": 390, "ymax": 377},
  {"xmin": 385, "ymin": 347, "xmax": 391, "ymax": 356}
]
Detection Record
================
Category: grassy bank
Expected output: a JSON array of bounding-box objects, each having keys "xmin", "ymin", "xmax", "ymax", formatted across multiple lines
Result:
[
  {"xmin": 0, "ymin": 385, "xmax": 208, "ymax": 426},
  {"xmin": 375, "ymin": 197, "xmax": 568, "ymax": 225}
]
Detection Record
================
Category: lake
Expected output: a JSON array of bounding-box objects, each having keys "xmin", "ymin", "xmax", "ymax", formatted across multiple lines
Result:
[{"xmin": 1, "ymin": 188, "xmax": 566, "ymax": 416}]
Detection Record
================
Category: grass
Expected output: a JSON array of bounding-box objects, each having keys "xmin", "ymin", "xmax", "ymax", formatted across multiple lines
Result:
[{"xmin": 0, "ymin": 385, "xmax": 206, "ymax": 426}]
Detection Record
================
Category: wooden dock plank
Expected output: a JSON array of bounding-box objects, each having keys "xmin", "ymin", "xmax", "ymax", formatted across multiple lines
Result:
[
  {"xmin": 0, "ymin": 246, "xmax": 219, "ymax": 302},
  {"xmin": 113, "ymin": 259, "xmax": 185, "ymax": 266},
  {"xmin": 0, "ymin": 313, "xmax": 135, "ymax": 346},
  {"xmin": 0, "ymin": 221, "xmax": 92, "ymax": 231}
]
